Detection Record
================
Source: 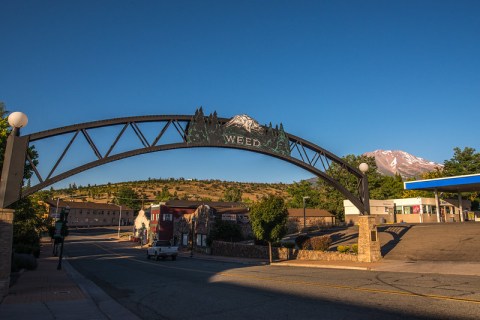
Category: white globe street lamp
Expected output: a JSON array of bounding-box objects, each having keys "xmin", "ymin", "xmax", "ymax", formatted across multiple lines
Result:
[
  {"xmin": 8, "ymin": 112, "xmax": 28, "ymax": 128},
  {"xmin": 358, "ymin": 162, "xmax": 370, "ymax": 215},
  {"xmin": 359, "ymin": 162, "xmax": 369, "ymax": 174}
]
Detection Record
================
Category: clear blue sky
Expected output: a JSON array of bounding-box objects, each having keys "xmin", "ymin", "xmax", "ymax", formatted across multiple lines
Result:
[{"xmin": 1, "ymin": 1, "xmax": 479, "ymax": 189}]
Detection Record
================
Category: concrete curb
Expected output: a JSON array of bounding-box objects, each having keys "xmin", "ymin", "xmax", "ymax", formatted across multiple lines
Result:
[
  {"xmin": 177, "ymin": 252, "xmax": 269, "ymax": 266},
  {"xmin": 270, "ymin": 262, "xmax": 371, "ymax": 271}
]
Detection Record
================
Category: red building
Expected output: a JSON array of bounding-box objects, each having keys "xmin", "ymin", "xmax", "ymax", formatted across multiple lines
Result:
[{"xmin": 146, "ymin": 200, "xmax": 249, "ymax": 246}]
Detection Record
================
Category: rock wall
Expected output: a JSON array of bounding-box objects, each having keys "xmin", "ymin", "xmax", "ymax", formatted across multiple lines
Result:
[{"xmin": 211, "ymin": 241, "xmax": 358, "ymax": 262}]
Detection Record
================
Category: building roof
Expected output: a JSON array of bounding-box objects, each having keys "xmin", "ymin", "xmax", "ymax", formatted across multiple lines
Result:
[
  {"xmin": 287, "ymin": 208, "xmax": 334, "ymax": 218},
  {"xmin": 163, "ymin": 200, "xmax": 247, "ymax": 209},
  {"xmin": 404, "ymin": 173, "xmax": 480, "ymax": 192},
  {"xmin": 44, "ymin": 199, "xmax": 132, "ymax": 211},
  {"xmin": 215, "ymin": 207, "xmax": 250, "ymax": 214}
]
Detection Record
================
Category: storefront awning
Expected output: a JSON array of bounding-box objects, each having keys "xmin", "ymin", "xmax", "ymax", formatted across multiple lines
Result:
[{"xmin": 404, "ymin": 173, "xmax": 480, "ymax": 192}]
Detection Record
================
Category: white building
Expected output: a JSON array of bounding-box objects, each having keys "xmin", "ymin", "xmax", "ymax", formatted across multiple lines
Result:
[
  {"xmin": 344, "ymin": 197, "xmax": 471, "ymax": 224},
  {"xmin": 344, "ymin": 199, "xmax": 394, "ymax": 224}
]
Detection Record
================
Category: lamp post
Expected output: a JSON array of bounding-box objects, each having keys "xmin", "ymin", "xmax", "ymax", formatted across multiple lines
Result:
[
  {"xmin": 359, "ymin": 163, "xmax": 370, "ymax": 215},
  {"xmin": 190, "ymin": 215, "xmax": 196, "ymax": 258},
  {"xmin": 54, "ymin": 197, "xmax": 60, "ymax": 219},
  {"xmin": 57, "ymin": 206, "xmax": 70, "ymax": 270},
  {"xmin": 115, "ymin": 204, "xmax": 123, "ymax": 239},
  {"xmin": 0, "ymin": 112, "xmax": 29, "ymax": 208},
  {"xmin": 302, "ymin": 196, "xmax": 310, "ymax": 231},
  {"xmin": 0, "ymin": 111, "xmax": 29, "ymax": 299}
]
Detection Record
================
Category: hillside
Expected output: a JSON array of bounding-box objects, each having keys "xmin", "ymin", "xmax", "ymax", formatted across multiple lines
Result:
[{"xmin": 51, "ymin": 178, "xmax": 291, "ymax": 205}]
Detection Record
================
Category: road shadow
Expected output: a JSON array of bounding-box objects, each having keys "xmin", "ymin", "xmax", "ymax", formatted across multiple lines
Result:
[
  {"xmin": 378, "ymin": 225, "xmax": 413, "ymax": 256},
  {"xmin": 65, "ymin": 241, "xmax": 451, "ymax": 320}
]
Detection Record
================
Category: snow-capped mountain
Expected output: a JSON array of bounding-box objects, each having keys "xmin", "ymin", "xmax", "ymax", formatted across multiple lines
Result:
[
  {"xmin": 363, "ymin": 150, "xmax": 443, "ymax": 178},
  {"xmin": 225, "ymin": 114, "xmax": 263, "ymax": 133}
]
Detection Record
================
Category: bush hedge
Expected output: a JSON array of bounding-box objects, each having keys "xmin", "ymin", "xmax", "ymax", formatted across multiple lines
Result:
[
  {"xmin": 336, "ymin": 243, "xmax": 358, "ymax": 254},
  {"xmin": 307, "ymin": 235, "xmax": 332, "ymax": 251},
  {"xmin": 11, "ymin": 253, "xmax": 37, "ymax": 272},
  {"xmin": 14, "ymin": 243, "xmax": 40, "ymax": 258},
  {"xmin": 295, "ymin": 235, "xmax": 310, "ymax": 249}
]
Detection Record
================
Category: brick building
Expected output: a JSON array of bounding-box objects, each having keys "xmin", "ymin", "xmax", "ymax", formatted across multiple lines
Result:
[{"xmin": 44, "ymin": 199, "xmax": 134, "ymax": 227}]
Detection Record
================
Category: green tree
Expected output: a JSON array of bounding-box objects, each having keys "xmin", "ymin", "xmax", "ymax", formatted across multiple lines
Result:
[
  {"xmin": 370, "ymin": 174, "xmax": 404, "ymax": 200},
  {"xmin": 443, "ymin": 147, "xmax": 480, "ymax": 176},
  {"xmin": 114, "ymin": 186, "xmax": 141, "ymax": 211},
  {"xmin": 443, "ymin": 147, "xmax": 480, "ymax": 204},
  {"xmin": 207, "ymin": 219, "xmax": 243, "ymax": 245},
  {"xmin": 316, "ymin": 154, "xmax": 380, "ymax": 220},
  {"xmin": 0, "ymin": 102, "xmax": 9, "ymax": 165},
  {"xmin": 249, "ymin": 195, "xmax": 288, "ymax": 263},
  {"xmin": 286, "ymin": 180, "xmax": 321, "ymax": 208},
  {"xmin": 401, "ymin": 170, "xmax": 443, "ymax": 198},
  {"xmin": 155, "ymin": 185, "xmax": 172, "ymax": 201},
  {"xmin": 12, "ymin": 196, "xmax": 51, "ymax": 257},
  {"xmin": 223, "ymin": 186, "xmax": 242, "ymax": 202}
]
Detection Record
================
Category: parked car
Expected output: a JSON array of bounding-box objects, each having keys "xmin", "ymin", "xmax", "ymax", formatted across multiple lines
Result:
[{"xmin": 147, "ymin": 240, "xmax": 178, "ymax": 261}]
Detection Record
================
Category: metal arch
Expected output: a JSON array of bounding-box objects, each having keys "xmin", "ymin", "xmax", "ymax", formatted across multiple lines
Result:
[{"xmin": 19, "ymin": 115, "xmax": 369, "ymax": 213}]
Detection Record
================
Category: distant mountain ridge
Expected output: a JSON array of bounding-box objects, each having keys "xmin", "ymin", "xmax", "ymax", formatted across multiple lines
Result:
[{"xmin": 363, "ymin": 150, "xmax": 443, "ymax": 178}]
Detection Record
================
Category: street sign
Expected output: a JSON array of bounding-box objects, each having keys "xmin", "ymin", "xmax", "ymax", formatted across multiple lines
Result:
[{"xmin": 54, "ymin": 221, "xmax": 63, "ymax": 239}]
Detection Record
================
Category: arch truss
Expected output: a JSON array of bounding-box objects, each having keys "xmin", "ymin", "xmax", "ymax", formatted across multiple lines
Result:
[{"xmin": 1, "ymin": 108, "xmax": 370, "ymax": 213}]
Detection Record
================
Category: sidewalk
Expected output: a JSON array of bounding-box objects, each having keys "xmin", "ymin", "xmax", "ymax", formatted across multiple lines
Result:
[
  {"xmin": 0, "ymin": 241, "xmax": 139, "ymax": 320},
  {"xmin": 271, "ymin": 258, "xmax": 480, "ymax": 277}
]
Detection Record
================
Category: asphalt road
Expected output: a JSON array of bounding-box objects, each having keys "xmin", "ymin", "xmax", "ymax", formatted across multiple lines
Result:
[{"xmin": 64, "ymin": 231, "xmax": 480, "ymax": 320}]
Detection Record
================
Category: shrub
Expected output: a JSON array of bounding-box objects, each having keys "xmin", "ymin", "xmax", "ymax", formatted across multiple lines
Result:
[
  {"xmin": 295, "ymin": 235, "xmax": 310, "ymax": 249},
  {"xmin": 11, "ymin": 253, "xmax": 37, "ymax": 272},
  {"xmin": 282, "ymin": 242, "xmax": 295, "ymax": 249},
  {"xmin": 337, "ymin": 244, "xmax": 358, "ymax": 254},
  {"xmin": 308, "ymin": 235, "xmax": 332, "ymax": 251},
  {"xmin": 254, "ymin": 239, "xmax": 268, "ymax": 246},
  {"xmin": 206, "ymin": 220, "xmax": 243, "ymax": 246},
  {"xmin": 351, "ymin": 244, "xmax": 358, "ymax": 254},
  {"xmin": 14, "ymin": 243, "xmax": 40, "ymax": 258},
  {"xmin": 337, "ymin": 245, "xmax": 350, "ymax": 253}
]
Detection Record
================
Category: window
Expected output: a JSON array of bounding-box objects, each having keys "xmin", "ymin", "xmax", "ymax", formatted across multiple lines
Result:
[
  {"xmin": 163, "ymin": 213, "xmax": 173, "ymax": 221},
  {"xmin": 395, "ymin": 206, "xmax": 403, "ymax": 214},
  {"xmin": 182, "ymin": 233, "xmax": 189, "ymax": 246},
  {"xmin": 196, "ymin": 234, "xmax": 207, "ymax": 247}
]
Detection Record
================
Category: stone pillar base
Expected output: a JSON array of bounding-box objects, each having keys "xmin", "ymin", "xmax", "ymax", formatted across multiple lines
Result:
[
  {"xmin": 0, "ymin": 209, "xmax": 14, "ymax": 300},
  {"xmin": 357, "ymin": 215, "xmax": 382, "ymax": 262}
]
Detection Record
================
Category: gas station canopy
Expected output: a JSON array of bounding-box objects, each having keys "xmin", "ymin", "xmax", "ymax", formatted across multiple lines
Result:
[{"xmin": 404, "ymin": 173, "xmax": 480, "ymax": 192}]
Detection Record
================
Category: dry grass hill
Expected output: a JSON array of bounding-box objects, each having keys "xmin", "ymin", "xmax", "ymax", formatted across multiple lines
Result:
[{"xmin": 51, "ymin": 178, "xmax": 291, "ymax": 205}]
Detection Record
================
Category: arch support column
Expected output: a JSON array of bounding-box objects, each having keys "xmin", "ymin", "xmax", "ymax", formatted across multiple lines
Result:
[
  {"xmin": 0, "ymin": 209, "xmax": 14, "ymax": 300},
  {"xmin": 357, "ymin": 215, "xmax": 381, "ymax": 262}
]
